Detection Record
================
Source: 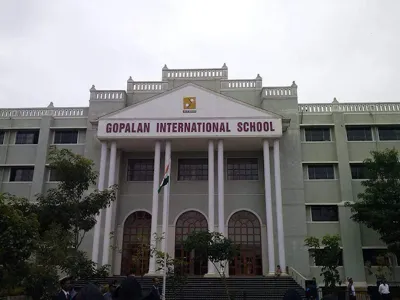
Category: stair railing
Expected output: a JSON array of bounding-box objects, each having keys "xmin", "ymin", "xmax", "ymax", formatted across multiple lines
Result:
[{"xmin": 289, "ymin": 267, "xmax": 308, "ymax": 289}]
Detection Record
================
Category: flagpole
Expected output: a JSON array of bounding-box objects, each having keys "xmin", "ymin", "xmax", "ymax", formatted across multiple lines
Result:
[
  {"xmin": 161, "ymin": 141, "xmax": 171, "ymax": 300},
  {"xmin": 162, "ymin": 189, "xmax": 169, "ymax": 300}
]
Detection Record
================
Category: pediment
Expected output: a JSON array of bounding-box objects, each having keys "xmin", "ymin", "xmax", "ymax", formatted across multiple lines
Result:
[{"xmin": 99, "ymin": 83, "xmax": 282, "ymax": 120}]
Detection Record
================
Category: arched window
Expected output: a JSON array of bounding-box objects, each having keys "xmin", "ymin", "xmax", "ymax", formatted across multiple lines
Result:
[
  {"xmin": 228, "ymin": 210, "xmax": 262, "ymax": 276},
  {"xmin": 121, "ymin": 211, "xmax": 152, "ymax": 276},
  {"xmin": 174, "ymin": 210, "xmax": 208, "ymax": 275}
]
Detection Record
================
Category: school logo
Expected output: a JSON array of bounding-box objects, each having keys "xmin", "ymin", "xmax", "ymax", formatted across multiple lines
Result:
[{"xmin": 183, "ymin": 97, "xmax": 196, "ymax": 113}]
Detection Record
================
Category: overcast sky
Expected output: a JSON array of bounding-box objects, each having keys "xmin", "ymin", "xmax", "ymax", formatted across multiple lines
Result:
[{"xmin": 1, "ymin": 0, "xmax": 399, "ymax": 108}]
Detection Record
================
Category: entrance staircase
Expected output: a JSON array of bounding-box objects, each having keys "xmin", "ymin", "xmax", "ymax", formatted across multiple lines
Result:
[{"xmin": 76, "ymin": 275, "xmax": 305, "ymax": 300}]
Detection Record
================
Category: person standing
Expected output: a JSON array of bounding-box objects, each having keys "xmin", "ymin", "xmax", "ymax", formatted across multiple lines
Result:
[
  {"xmin": 348, "ymin": 278, "xmax": 356, "ymax": 300},
  {"xmin": 379, "ymin": 280, "xmax": 391, "ymax": 300},
  {"xmin": 57, "ymin": 277, "xmax": 73, "ymax": 300},
  {"xmin": 145, "ymin": 278, "xmax": 161, "ymax": 300}
]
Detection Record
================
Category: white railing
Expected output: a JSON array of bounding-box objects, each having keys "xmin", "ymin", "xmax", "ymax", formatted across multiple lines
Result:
[
  {"xmin": 299, "ymin": 102, "xmax": 400, "ymax": 113},
  {"xmin": 289, "ymin": 267, "xmax": 308, "ymax": 289},
  {"xmin": 221, "ymin": 79, "xmax": 258, "ymax": 89},
  {"xmin": 132, "ymin": 81, "xmax": 166, "ymax": 92},
  {"xmin": 264, "ymin": 86, "xmax": 295, "ymax": 97},
  {"xmin": 0, "ymin": 107, "xmax": 88, "ymax": 118},
  {"xmin": 163, "ymin": 68, "xmax": 226, "ymax": 79},
  {"xmin": 93, "ymin": 90, "xmax": 125, "ymax": 100}
]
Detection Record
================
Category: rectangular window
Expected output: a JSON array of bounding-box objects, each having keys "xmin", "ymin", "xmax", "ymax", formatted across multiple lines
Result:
[
  {"xmin": 0, "ymin": 131, "xmax": 4, "ymax": 144},
  {"xmin": 49, "ymin": 169, "xmax": 62, "ymax": 182},
  {"xmin": 15, "ymin": 130, "xmax": 39, "ymax": 144},
  {"xmin": 227, "ymin": 158, "xmax": 259, "ymax": 180},
  {"xmin": 362, "ymin": 249, "xmax": 391, "ymax": 266},
  {"xmin": 346, "ymin": 126, "xmax": 373, "ymax": 141},
  {"xmin": 310, "ymin": 205, "xmax": 339, "ymax": 222},
  {"xmin": 350, "ymin": 164, "xmax": 367, "ymax": 179},
  {"xmin": 178, "ymin": 158, "xmax": 208, "ymax": 181},
  {"xmin": 310, "ymin": 249, "xmax": 343, "ymax": 266},
  {"xmin": 378, "ymin": 126, "xmax": 400, "ymax": 141},
  {"xmin": 54, "ymin": 130, "xmax": 78, "ymax": 144},
  {"xmin": 304, "ymin": 127, "xmax": 331, "ymax": 142},
  {"xmin": 307, "ymin": 165, "xmax": 335, "ymax": 180},
  {"xmin": 127, "ymin": 159, "xmax": 154, "ymax": 181},
  {"xmin": 10, "ymin": 167, "xmax": 34, "ymax": 182}
]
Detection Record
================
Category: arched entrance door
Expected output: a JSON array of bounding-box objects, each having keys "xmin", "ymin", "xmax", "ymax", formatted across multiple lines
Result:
[
  {"xmin": 121, "ymin": 211, "xmax": 152, "ymax": 276},
  {"xmin": 228, "ymin": 210, "xmax": 262, "ymax": 276},
  {"xmin": 175, "ymin": 210, "xmax": 208, "ymax": 276}
]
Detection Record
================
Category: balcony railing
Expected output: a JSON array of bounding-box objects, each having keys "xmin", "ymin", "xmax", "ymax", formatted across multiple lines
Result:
[
  {"xmin": 299, "ymin": 102, "xmax": 400, "ymax": 113},
  {"xmin": 0, "ymin": 107, "xmax": 88, "ymax": 118}
]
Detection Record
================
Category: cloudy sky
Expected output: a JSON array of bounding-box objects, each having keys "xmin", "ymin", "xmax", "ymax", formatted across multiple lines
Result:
[{"xmin": 1, "ymin": 0, "xmax": 399, "ymax": 108}]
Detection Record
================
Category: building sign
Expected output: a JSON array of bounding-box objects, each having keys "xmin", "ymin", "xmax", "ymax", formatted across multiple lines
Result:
[
  {"xmin": 97, "ymin": 118, "xmax": 282, "ymax": 138},
  {"xmin": 182, "ymin": 97, "xmax": 196, "ymax": 113}
]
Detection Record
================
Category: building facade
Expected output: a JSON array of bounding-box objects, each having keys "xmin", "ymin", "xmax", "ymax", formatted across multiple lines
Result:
[{"xmin": 1, "ymin": 64, "xmax": 400, "ymax": 286}]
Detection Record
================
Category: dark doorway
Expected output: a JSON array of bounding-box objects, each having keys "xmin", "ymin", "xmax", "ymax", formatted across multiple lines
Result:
[
  {"xmin": 120, "ymin": 211, "xmax": 152, "ymax": 276},
  {"xmin": 228, "ymin": 210, "xmax": 263, "ymax": 276},
  {"xmin": 174, "ymin": 210, "xmax": 208, "ymax": 276}
]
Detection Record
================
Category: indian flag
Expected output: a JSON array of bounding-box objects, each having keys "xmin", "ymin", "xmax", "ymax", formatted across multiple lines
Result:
[{"xmin": 158, "ymin": 164, "xmax": 170, "ymax": 193}]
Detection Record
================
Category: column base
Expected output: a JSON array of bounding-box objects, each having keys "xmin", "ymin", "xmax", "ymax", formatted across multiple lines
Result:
[
  {"xmin": 204, "ymin": 272, "xmax": 220, "ymax": 278},
  {"xmin": 144, "ymin": 272, "xmax": 159, "ymax": 276}
]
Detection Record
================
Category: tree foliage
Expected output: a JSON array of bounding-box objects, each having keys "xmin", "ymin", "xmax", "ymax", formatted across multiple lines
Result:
[
  {"xmin": 33, "ymin": 147, "xmax": 117, "ymax": 249},
  {"xmin": 365, "ymin": 253, "xmax": 392, "ymax": 281},
  {"xmin": 184, "ymin": 231, "xmax": 238, "ymax": 299},
  {"xmin": 0, "ymin": 194, "xmax": 39, "ymax": 292},
  {"xmin": 151, "ymin": 234, "xmax": 187, "ymax": 300},
  {"xmin": 0, "ymin": 148, "xmax": 117, "ymax": 298},
  {"xmin": 347, "ymin": 149, "xmax": 400, "ymax": 257},
  {"xmin": 305, "ymin": 234, "xmax": 342, "ymax": 288},
  {"xmin": 130, "ymin": 234, "xmax": 151, "ymax": 283}
]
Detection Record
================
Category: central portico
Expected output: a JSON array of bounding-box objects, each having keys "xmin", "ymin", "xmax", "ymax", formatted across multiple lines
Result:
[{"xmin": 92, "ymin": 83, "xmax": 290, "ymax": 276}]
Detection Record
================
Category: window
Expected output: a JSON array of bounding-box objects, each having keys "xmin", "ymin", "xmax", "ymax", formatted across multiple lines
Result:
[
  {"xmin": 15, "ymin": 130, "xmax": 39, "ymax": 144},
  {"xmin": 0, "ymin": 131, "xmax": 4, "ymax": 144},
  {"xmin": 362, "ymin": 249, "xmax": 391, "ymax": 266},
  {"xmin": 350, "ymin": 164, "xmax": 367, "ymax": 179},
  {"xmin": 310, "ymin": 205, "xmax": 339, "ymax": 222},
  {"xmin": 310, "ymin": 249, "xmax": 343, "ymax": 266},
  {"xmin": 346, "ymin": 126, "xmax": 372, "ymax": 141},
  {"xmin": 304, "ymin": 127, "xmax": 331, "ymax": 142},
  {"xmin": 127, "ymin": 159, "xmax": 154, "ymax": 181},
  {"xmin": 227, "ymin": 158, "xmax": 259, "ymax": 180},
  {"xmin": 178, "ymin": 158, "xmax": 208, "ymax": 181},
  {"xmin": 54, "ymin": 130, "xmax": 78, "ymax": 144},
  {"xmin": 307, "ymin": 165, "xmax": 335, "ymax": 180},
  {"xmin": 10, "ymin": 167, "xmax": 34, "ymax": 181},
  {"xmin": 49, "ymin": 169, "xmax": 62, "ymax": 181},
  {"xmin": 378, "ymin": 126, "xmax": 400, "ymax": 141}
]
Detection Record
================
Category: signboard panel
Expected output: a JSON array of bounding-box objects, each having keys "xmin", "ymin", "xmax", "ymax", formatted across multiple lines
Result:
[{"xmin": 97, "ymin": 118, "xmax": 283, "ymax": 139}]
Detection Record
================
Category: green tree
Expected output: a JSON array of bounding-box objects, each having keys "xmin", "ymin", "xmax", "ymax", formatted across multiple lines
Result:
[
  {"xmin": 151, "ymin": 235, "xmax": 187, "ymax": 300},
  {"xmin": 0, "ymin": 193, "xmax": 39, "ymax": 293},
  {"xmin": 34, "ymin": 148, "xmax": 117, "ymax": 249},
  {"xmin": 130, "ymin": 234, "xmax": 151, "ymax": 284},
  {"xmin": 365, "ymin": 253, "xmax": 392, "ymax": 281},
  {"xmin": 184, "ymin": 231, "xmax": 238, "ymax": 300},
  {"xmin": 305, "ymin": 234, "xmax": 342, "ymax": 288},
  {"xmin": 1, "ymin": 148, "xmax": 116, "ymax": 299},
  {"xmin": 347, "ymin": 149, "xmax": 400, "ymax": 257}
]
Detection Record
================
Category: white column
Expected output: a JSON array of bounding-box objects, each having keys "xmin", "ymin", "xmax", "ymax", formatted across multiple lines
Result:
[
  {"xmin": 161, "ymin": 141, "xmax": 171, "ymax": 255},
  {"xmin": 263, "ymin": 140, "xmax": 275, "ymax": 274},
  {"xmin": 217, "ymin": 140, "xmax": 225, "ymax": 235},
  {"xmin": 148, "ymin": 141, "xmax": 161, "ymax": 274},
  {"xmin": 102, "ymin": 141, "xmax": 117, "ymax": 266},
  {"xmin": 92, "ymin": 142, "xmax": 108, "ymax": 265},
  {"xmin": 273, "ymin": 139, "xmax": 286, "ymax": 271},
  {"xmin": 207, "ymin": 140, "xmax": 216, "ymax": 275}
]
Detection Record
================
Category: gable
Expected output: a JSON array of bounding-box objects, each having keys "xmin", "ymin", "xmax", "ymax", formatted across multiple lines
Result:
[{"xmin": 101, "ymin": 84, "xmax": 281, "ymax": 120}]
